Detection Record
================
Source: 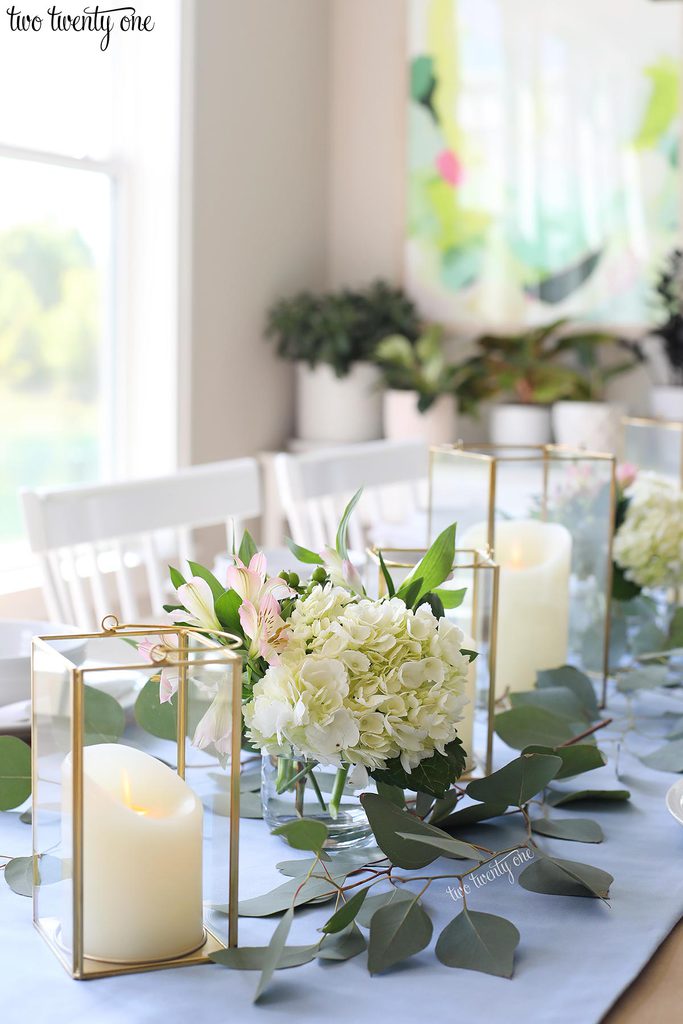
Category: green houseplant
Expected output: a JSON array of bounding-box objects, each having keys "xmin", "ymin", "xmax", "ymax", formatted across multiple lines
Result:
[
  {"xmin": 649, "ymin": 248, "xmax": 683, "ymax": 420},
  {"xmin": 266, "ymin": 282, "xmax": 420, "ymax": 444},
  {"xmin": 375, "ymin": 324, "xmax": 460, "ymax": 444}
]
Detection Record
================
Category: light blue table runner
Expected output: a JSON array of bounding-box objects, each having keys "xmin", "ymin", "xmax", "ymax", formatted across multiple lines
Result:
[{"xmin": 1, "ymin": 689, "xmax": 682, "ymax": 1024}]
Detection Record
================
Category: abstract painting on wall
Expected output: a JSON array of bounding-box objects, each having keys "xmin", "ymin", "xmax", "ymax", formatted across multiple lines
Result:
[{"xmin": 407, "ymin": 0, "xmax": 681, "ymax": 327}]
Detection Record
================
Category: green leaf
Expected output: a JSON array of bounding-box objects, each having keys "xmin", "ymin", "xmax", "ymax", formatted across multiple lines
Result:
[
  {"xmin": 272, "ymin": 818, "xmax": 328, "ymax": 853},
  {"xmin": 396, "ymin": 832, "xmax": 485, "ymax": 862},
  {"xmin": 396, "ymin": 523, "xmax": 456, "ymax": 604},
  {"xmin": 0, "ymin": 737, "xmax": 31, "ymax": 811},
  {"xmin": 286, "ymin": 537, "xmax": 324, "ymax": 565},
  {"xmin": 169, "ymin": 565, "xmax": 186, "ymax": 590},
  {"xmin": 640, "ymin": 739, "xmax": 683, "ymax": 773},
  {"xmin": 214, "ymin": 589, "xmax": 243, "ymax": 635},
  {"xmin": 318, "ymin": 923, "xmax": 367, "ymax": 961},
  {"xmin": 494, "ymin": 707, "xmax": 578, "ymax": 750},
  {"xmin": 398, "ymin": 575, "xmax": 424, "ymax": 611},
  {"xmin": 530, "ymin": 817, "xmax": 603, "ymax": 843},
  {"xmin": 336, "ymin": 488, "xmax": 363, "ymax": 561},
  {"xmin": 254, "ymin": 906, "xmax": 294, "ymax": 1002},
  {"xmin": 134, "ymin": 678, "xmax": 177, "ymax": 741},
  {"xmin": 83, "ymin": 685, "xmax": 126, "ymax": 745},
  {"xmin": 187, "ymin": 561, "xmax": 224, "ymax": 601},
  {"xmin": 237, "ymin": 875, "xmax": 339, "ymax": 917},
  {"xmin": 433, "ymin": 586, "xmax": 466, "ymax": 609},
  {"xmin": 210, "ymin": 943, "xmax": 318, "ymax": 970},
  {"xmin": 416, "ymin": 592, "xmax": 445, "ymax": 620},
  {"xmin": 617, "ymin": 665, "xmax": 671, "ymax": 693},
  {"xmin": 435, "ymin": 908, "xmax": 520, "ymax": 978},
  {"xmin": 510, "ymin": 687, "xmax": 587, "ymax": 722},
  {"xmin": 546, "ymin": 788, "xmax": 630, "ymax": 807},
  {"xmin": 370, "ymin": 737, "xmax": 466, "ymax": 799},
  {"xmin": 467, "ymin": 753, "xmax": 562, "ymax": 807},
  {"xmin": 322, "ymin": 887, "xmax": 369, "ymax": 934},
  {"xmin": 4, "ymin": 854, "xmax": 61, "ymax": 897},
  {"xmin": 522, "ymin": 743, "xmax": 606, "ymax": 780},
  {"xmin": 368, "ymin": 896, "xmax": 433, "ymax": 974},
  {"xmin": 537, "ymin": 666, "xmax": 599, "ymax": 719},
  {"xmin": 375, "ymin": 781, "xmax": 405, "ymax": 808},
  {"xmin": 668, "ymin": 607, "xmax": 683, "ymax": 648},
  {"xmin": 518, "ymin": 853, "xmax": 613, "ymax": 900},
  {"xmin": 361, "ymin": 793, "xmax": 477, "ymax": 869},
  {"xmin": 356, "ymin": 887, "xmax": 413, "ymax": 928},
  {"xmin": 428, "ymin": 788, "xmax": 460, "ymax": 824},
  {"xmin": 378, "ymin": 550, "xmax": 396, "ymax": 597},
  {"xmin": 238, "ymin": 530, "xmax": 259, "ymax": 566},
  {"xmin": 439, "ymin": 801, "xmax": 508, "ymax": 832}
]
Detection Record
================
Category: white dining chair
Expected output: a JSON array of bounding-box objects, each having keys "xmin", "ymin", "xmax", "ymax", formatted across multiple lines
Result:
[
  {"xmin": 21, "ymin": 458, "xmax": 261, "ymax": 628},
  {"xmin": 271, "ymin": 439, "xmax": 430, "ymax": 553}
]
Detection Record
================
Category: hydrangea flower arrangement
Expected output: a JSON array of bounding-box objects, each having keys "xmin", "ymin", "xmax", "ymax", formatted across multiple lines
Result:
[
  {"xmin": 613, "ymin": 469, "xmax": 683, "ymax": 593},
  {"xmin": 163, "ymin": 491, "xmax": 473, "ymax": 818}
]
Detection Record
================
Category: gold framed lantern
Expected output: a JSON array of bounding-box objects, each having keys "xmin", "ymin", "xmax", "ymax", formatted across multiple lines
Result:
[
  {"xmin": 368, "ymin": 546, "xmax": 500, "ymax": 776},
  {"xmin": 622, "ymin": 416, "xmax": 683, "ymax": 489},
  {"xmin": 31, "ymin": 619, "xmax": 242, "ymax": 980},
  {"xmin": 428, "ymin": 444, "xmax": 617, "ymax": 706}
]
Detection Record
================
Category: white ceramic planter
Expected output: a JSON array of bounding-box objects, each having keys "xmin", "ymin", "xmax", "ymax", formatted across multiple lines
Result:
[
  {"xmin": 296, "ymin": 362, "xmax": 383, "ymax": 443},
  {"xmin": 552, "ymin": 401, "xmax": 625, "ymax": 454},
  {"xmin": 383, "ymin": 390, "xmax": 457, "ymax": 446},
  {"xmin": 651, "ymin": 385, "xmax": 683, "ymax": 422},
  {"xmin": 488, "ymin": 404, "xmax": 552, "ymax": 446}
]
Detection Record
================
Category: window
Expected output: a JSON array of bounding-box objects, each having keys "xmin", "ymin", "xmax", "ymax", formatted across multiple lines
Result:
[{"xmin": 0, "ymin": 1, "xmax": 184, "ymax": 587}]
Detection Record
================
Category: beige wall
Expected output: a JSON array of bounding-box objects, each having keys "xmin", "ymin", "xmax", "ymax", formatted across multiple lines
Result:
[
  {"xmin": 327, "ymin": 0, "xmax": 406, "ymax": 289},
  {"xmin": 187, "ymin": 0, "xmax": 331, "ymax": 464}
]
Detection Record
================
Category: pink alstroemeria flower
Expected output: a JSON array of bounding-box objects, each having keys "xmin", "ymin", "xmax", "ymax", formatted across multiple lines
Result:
[
  {"xmin": 239, "ymin": 593, "xmax": 289, "ymax": 665},
  {"xmin": 225, "ymin": 552, "xmax": 293, "ymax": 606},
  {"xmin": 138, "ymin": 635, "xmax": 180, "ymax": 704},
  {"xmin": 193, "ymin": 682, "xmax": 233, "ymax": 758},
  {"xmin": 322, "ymin": 546, "xmax": 364, "ymax": 595},
  {"xmin": 617, "ymin": 462, "xmax": 638, "ymax": 490},
  {"xmin": 170, "ymin": 577, "xmax": 222, "ymax": 632}
]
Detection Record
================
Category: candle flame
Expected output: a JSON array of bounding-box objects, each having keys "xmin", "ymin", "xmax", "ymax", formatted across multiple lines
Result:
[
  {"xmin": 121, "ymin": 771, "xmax": 148, "ymax": 817},
  {"xmin": 509, "ymin": 543, "xmax": 525, "ymax": 570}
]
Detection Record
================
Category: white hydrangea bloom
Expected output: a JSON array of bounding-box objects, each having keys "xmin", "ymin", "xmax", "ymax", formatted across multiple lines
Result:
[
  {"xmin": 243, "ymin": 584, "xmax": 470, "ymax": 774},
  {"xmin": 613, "ymin": 472, "xmax": 683, "ymax": 589}
]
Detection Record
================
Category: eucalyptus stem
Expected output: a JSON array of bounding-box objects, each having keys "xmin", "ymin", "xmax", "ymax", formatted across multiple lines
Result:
[{"xmin": 328, "ymin": 763, "xmax": 350, "ymax": 820}]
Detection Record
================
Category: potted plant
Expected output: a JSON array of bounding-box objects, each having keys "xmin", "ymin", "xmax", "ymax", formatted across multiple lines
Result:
[
  {"xmin": 649, "ymin": 249, "xmax": 683, "ymax": 421},
  {"xmin": 266, "ymin": 281, "xmax": 420, "ymax": 444},
  {"xmin": 375, "ymin": 324, "xmax": 459, "ymax": 444},
  {"xmin": 456, "ymin": 320, "xmax": 589, "ymax": 446},
  {"xmin": 550, "ymin": 325, "xmax": 643, "ymax": 453}
]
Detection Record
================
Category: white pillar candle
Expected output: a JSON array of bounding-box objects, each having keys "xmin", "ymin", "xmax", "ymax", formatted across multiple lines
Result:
[
  {"xmin": 462, "ymin": 520, "xmax": 572, "ymax": 695},
  {"xmin": 63, "ymin": 743, "xmax": 204, "ymax": 963}
]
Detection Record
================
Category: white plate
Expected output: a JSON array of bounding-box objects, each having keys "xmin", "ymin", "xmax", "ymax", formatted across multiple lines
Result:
[{"xmin": 665, "ymin": 779, "xmax": 683, "ymax": 825}]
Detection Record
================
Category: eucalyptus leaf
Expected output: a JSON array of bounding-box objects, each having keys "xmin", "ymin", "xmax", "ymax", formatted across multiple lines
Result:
[
  {"xmin": 396, "ymin": 832, "xmax": 485, "ymax": 862},
  {"xmin": 83, "ymin": 685, "xmax": 125, "ymax": 745},
  {"xmin": 428, "ymin": 789, "xmax": 461, "ymax": 824},
  {"xmin": 439, "ymin": 801, "xmax": 508, "ymax": 832},
  {"xmin": 510, "ymin": 687, "xmax": 587, "ymax": 722},
  {"xmin": 435, "ymin": 908, "xmax": 520, "ymax": 978},
  {"xmin": 19, "ymin": 809, "xmax": 31, "ymax": 825},
  {"xmin": 640, "ymin": 739, "xmax": 683, "ymax": 773},
  {"xmin": 356, "ymin": 887, "xmax": 414, "ymax": 928},
  {"xmin": 467, "ymin": 753, "xmax": 562, "ymax": 808},
  {"xmin": 362, "ymin": 793, "xmax": 472, "ymax": 869},
  {"xmin": 272, "ymin": 818, "xmax": 328, "ymax": 853},
  {"xmin": 631, "ymin": 623, "xmax": 668, "ymax": 656},
  {"xmin": 368, "ymin": 896, "xmax": 433, "ymax": 974},
  {"xmin": 668, "ymin": 607, "xmax": 683, "ymax": 648},
  {"xmin": 0, "ymin": 737, "xmax": 31, "ymax": 811},
  {"xmin": 530, "ymin": 817, "xmax": 603, "ymax": 843},
  {"xmin": 518, "ymin": 854, "xmax": 612, "ymax": 900},
  {"xmin": 322, "ymin": 887, "xmax": 369, "ymax": 934},
  {"xmin": 537, "ymin": 666, "xmax": 599, "ymax": 718},
  {"xmin": 134, "ymin": 679, "xmax": 177, "ymax": 741},
  {"xmin": 376, "ymin": 781, "xmax": 405, "ymax": 808},
  {"xmin": 211, "ymin": 943, "xmax": 318, "ymax": 970},
  {"xmin": 237, "ymin": 874, "xmax": 339, "ymax": 917},
  {"xmin": 494, "ymin": 707, "xmax": 577, "ymax": 750},
  {"xmin": 318, "ymin": 923, "xmax": 367, "ymax": 961},
  {"xmin": 4, "ymin": 856, "xmax": 32, "ymax": 896},
  {"xmin": 253, "ymin": 907, "xmax": 294, "ymax": 1002},
  {"xmin": 546, "ymin": 788, "xmax": 631, "ymax": 807},
  {"xmin": 522, "ymin": 743, "xmax": 606, "ymax": 780},
  {"xmin": 617, "ymin": 665, "xmax": 671, "ymax": 693}
]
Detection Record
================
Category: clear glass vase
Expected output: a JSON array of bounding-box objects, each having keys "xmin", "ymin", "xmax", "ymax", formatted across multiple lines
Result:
[{"xmin": 261, "ymin": 752, "xmax": 375, "ymax": 851}]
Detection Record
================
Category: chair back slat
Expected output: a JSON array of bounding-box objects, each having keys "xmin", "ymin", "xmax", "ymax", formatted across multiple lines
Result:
[{"xmin": 22, "ymin": 458, "xmax": 262, "ymax": 627}]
